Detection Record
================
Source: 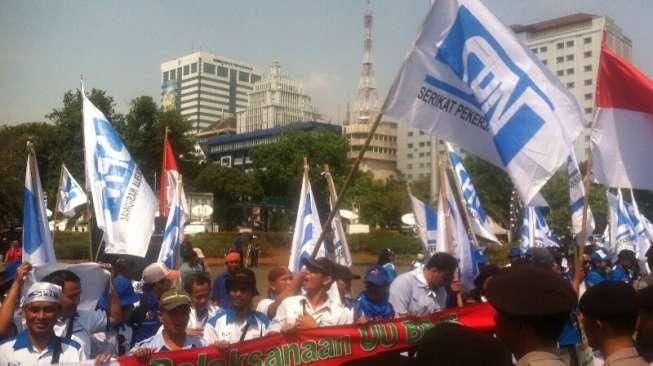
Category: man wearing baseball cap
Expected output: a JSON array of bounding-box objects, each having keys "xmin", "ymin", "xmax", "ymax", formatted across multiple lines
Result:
[
  {"xmin": 130, "ymin": 288, "xmax": 208, "ymax": 359},
  {"xmin": 268, "ymin": 257, "xmax": 352, "ymax": 334},
  {"xmin": 207, "ymin": 269, "xmax": 268, "ymax": 343},
  {"xmin": 0, "ymin": 282, "xmax": 86, "ymax": 364},
  {"xmin": 94, "ymin": 274, "xmax": 141, "ymax": 355},
  {"xmin": 609, "ymin": 249, "xmax": 637, "ymax": 284},
  {"xmin": 585, "ymin": 249, "xmax": 611, "ymax": 288},
  {"xmin": 354, "ymin": 265, "xmax": 394, "ymax": 322},
  {"xmin": 131, "ymin": 262, "xmax": 179, "ymax": 345}
]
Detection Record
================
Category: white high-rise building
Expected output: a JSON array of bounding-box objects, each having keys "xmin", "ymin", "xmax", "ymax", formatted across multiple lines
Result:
[
  {"xmin": 160, "ymin": 51, "xmax": 262, "ymax": 133},
  {"xmin": 237, "ymin": 61, "xmax": 320, "ymax": 133},
  {"xmin": 511, "ymin": 13, "xmax": 632, "ymax": 160}
]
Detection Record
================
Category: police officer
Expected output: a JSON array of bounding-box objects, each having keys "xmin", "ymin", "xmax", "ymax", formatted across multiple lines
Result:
[
  {"xmin": 579, "ymin": 281, "xmax": 648, "ymax": 365},
  {"xmin": 486, "ymin": 265, "xmax": 577, "ymax": 365},
  {"xmin": 0, "ymin": 282, "xmax": 86, "ymax": 364}
]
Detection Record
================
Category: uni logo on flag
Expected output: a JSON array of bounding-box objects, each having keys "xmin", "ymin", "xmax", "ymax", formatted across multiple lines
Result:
[
  {"xmin": 431, "ymin": 6, "xmax": 555, "ymax": 166},
  {"xmin": 92, "ymin": 117, "xmax": 137, "ymax": 221}
]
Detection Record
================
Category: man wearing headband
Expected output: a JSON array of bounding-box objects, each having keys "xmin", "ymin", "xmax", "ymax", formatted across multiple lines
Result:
[
  {"xmin": 0, "ymin": 282, "xmax": 86, "ymax": 363},
  {"xmin": 211, "ymin": 250, "xmax": 242, "ymax": 309}
]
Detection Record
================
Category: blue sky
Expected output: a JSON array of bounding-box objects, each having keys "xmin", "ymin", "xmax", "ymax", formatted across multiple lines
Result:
[{"xmin": 1, "ymin": 0, "xmax": 651, "ymax": 125}]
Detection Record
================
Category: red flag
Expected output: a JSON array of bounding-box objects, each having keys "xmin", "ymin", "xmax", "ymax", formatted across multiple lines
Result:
[
  {"xmin": 591, "ymin": 41, "xmax": 653, "ymax": 189},
  {"xmin": 160, "ymin": 133, "xmax": 179, "ymax": 216}
]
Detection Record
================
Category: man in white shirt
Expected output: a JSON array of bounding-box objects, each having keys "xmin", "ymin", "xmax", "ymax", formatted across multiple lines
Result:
[
  {"xmin": 0, "ymin": 282, "xmax": 86, "ymax": 364},
  {"xmin": 130, "ymin": 289, "xmax": 207, "ymax": 360},
  {"xmin": 256, "ymin": 266, "xmax": 293, "ymax": 318},
  {"xmin": 268, "ymin": 258, "xmax": 352, "ymax": 334},
  {"xmin": 208, "ymin": 269, "xmax": 268, "ymax": 344},
  {"xmin": 389, "ymin": 252, "xmax": 460, "ymax": 316},
  {"xmin": 184, "ymin": 272, "xmax": 220, "ymax": 339},
  {"xmin": 41, "ymin": 268, "xmax": 121, "ymax": 358}
]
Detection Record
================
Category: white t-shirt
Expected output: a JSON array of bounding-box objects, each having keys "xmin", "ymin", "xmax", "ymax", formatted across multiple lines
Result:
[
  {"xmin": 206, "ymin": 310, "xmax": 268, "ymax": 344},
  {"xmin": 0, "ymin": 331, "xmax": 86, "ymax": 365},
  {"xmin": 255, "ymin": 298, "xmax": 274, "ymax": 317},
  {"xmin": 267, "ymin": 295, "xmax": 353, "ymax": 334}
]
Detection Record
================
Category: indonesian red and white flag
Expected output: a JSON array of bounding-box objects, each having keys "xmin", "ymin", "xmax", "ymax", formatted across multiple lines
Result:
[
  {"xmin": 160, "ymin": 134, "xmax": 186, "ymax": 217},
  {"xmin": 591, "ymin": 41, "xmax": 653, "ymax": 189}
]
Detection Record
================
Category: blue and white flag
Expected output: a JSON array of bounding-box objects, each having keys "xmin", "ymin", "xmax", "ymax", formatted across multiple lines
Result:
[
  {"xmin": 289, "ymin": 169, "xmax": 325, "ymax": 272},
  {"xmin": 23, "ymin": 142, "xmax": 56, "ymax": 266},
  {"xmin": 409, "ymin": 193, "xmax": 444, "ymax": 256},
  {"xmin": 447, "ymin": 143, "xmax": 499, "ymax": 243},
  {"xmin": 606, "ymin": 191, "xmax": 638, "ymax": 255},
  {"xmin": 83, "ymin": 86, "xmax": 156, "ymax": 257},
  {"xmin": 56, "ymin": 165, "xmax": 88, "ymax": 218},
  {"xmin": 384, "ymin": 0, "xmax": 584, "ymax": 205},
  {"xmin": 520, "ymin": 206, "xmax": 558, "ymax": 252},
  {"xmin": 625, "ymin": 189, "xmax": 651, "ymax": 259},
  {"xmin": 158, "ymin": 179, "xmax": 186, "ymax": 268},
  {"xmin": 443, "ymin": 175, "xmax": 476, "ymax": 293},
  {"xmin": 567, "ymin": 153, "xmax": 595, "ymax": 238},
  {"xmin": 324, "ymin": 169, "xmax": 352, "ymax": 267}
]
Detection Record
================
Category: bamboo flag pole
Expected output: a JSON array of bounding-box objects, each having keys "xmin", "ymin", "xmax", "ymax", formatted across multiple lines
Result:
[
  {"xmin": 309, "ymin": 96, "xmax": 393, "ymax": 259},
  {"xmin": 51, "ymin": 164, "xmax": 64, "ymax": 246},
  {"xmin": 438, "ymin": 151, "xmax": 463, "ymax": 307}
]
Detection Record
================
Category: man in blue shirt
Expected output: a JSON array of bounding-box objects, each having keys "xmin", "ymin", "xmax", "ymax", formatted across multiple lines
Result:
[
  {"xmin": 131, "ymin": 263, "xmax": 178, "ymax": 345},
  {"xmin": 585, "ymin": 249, "xmax": 611, "ymax": 288},
  {"xmin": 609, "ymin": 249, "xmax": 637, "ymax": 284},
  {"xmin": 211, "ymin": 250, "xmax": 242, "ymax": 309}
]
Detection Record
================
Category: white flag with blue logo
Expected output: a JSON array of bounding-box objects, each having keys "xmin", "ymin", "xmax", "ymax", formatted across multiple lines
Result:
[
  {"xmin": 56, "ymin": 165, "xmax": 88, "ymax": 218},
  {"xmin": 443, "ymin": 175, "xmax": 476, "ymax": 293},
  {"xmin": 446, "ymin": 143, "xmax": 499, "ymax": 243},
  {"xmin": 384, "ymin": 0, "xmax": 584, "ymax": 205},
  {"xmin": 83, "ymin": 87, "xmax": 156, "ymax": 257},
  {"xmin": 158, "ymin": 179, "xmax": 186, "ymax": 267},
  {"xmin": 624, "ymin": 190, "xmax": 650, "ymax": 259},
  {"xmin": 409, "ymin": 194, "xmax": 443, "ymax": 256},
  {"xmin": 289, "ymin": 169, "xmax": 325, "ymax": 272},
  {"xmin": 606, "ymin": 191, "xmax": 638, "ymax": 255},
  {"xmin": 331, "ymin": 205, "xmax": 352, "ymax": 267},
  {"xmin": 23, "ymin": 142, "xmax": 56, "ymax": 266},
  {"xmin": 567, "ymin": 153, "xmax": 595, "ymax": 237},
  {"xmin": 520, "ymin": 206, "xmax": 558, "ymax": 252}
]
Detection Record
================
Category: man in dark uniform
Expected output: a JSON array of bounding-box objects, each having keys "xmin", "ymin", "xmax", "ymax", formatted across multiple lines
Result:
[
  {"xmin": 579, "ymin": 281, "xmax": 647, "ymax": 365},
  {"xmin": 486, "ymin": 265, "xmax": 577, "ymax": 365},
  {"xmin": 609, "ymin": 249, "xmax": 637, "ymax": 284},
  {"xmin": 636, "ymin": 284, "xmax": 653, "ymax": 362}
]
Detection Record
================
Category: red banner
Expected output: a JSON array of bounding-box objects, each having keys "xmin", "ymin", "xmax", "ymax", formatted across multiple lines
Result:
[{"xmin": 118, "ymin": 302, "xmax": 495, "ymax": 366}]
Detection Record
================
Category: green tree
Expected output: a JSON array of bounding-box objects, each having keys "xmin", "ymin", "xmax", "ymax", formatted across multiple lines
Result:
[
  {"xmin": 345, "ymin": 172, "xmax": 410, "ymax": 230},
  {"xmin": 193, "ymin": 164, "xmax": 262, "ymax": 229},
  {"xmin": 461, "ymin": 154, "xmax": 513, "ymax": 226}
]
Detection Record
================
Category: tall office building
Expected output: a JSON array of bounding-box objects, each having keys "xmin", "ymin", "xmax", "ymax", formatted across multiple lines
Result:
[
  {"xmin": 344, "ymin": 0, "xmax": 397, "ymax": 181},
  {"xmin": 160, "ymin": 51, "xmax": 262, "ymax": 133},
  {"xmin": 237, "ymin": 61, "xmax": 321, "ymax": 133},
  {"xmin": 511, "ymin": 13, "xmax": 632, "ymax": 160}
]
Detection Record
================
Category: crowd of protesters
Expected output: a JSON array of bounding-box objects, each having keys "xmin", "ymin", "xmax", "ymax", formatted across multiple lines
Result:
[{"xmin": 1, "ymin": 236, "xmax": 653, "ymax": 365}]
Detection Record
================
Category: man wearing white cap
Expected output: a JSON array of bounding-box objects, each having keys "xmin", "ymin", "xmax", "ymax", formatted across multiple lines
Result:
[
  {"xmin": 0, "ymin": 282, "xmax": 86, "ymax": 364},
  {"xmin": 131, "ymin": 262, "xmax": 179, "ymax": 345}
]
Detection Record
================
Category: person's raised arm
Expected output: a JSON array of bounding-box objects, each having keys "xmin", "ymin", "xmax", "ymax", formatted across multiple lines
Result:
[{"xmin": 0, "ymin": 262, "xmax": 31, "ymax": 337}]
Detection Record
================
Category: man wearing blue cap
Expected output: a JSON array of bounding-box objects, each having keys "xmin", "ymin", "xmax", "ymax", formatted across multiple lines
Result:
[
  {"xmin": 93, "ymin": 274, "xmax": 140, "ymax": 355},
  {"xmin": 585, "ymin": 249, "xmax": 611, "ymax": 288},
  {"xmin": 609, "ymin": 249, "xmax": 637, "ymax": 284},
  {"xmin": 354, "ymin": 265, "xmax": 394, "ymax": 322}
]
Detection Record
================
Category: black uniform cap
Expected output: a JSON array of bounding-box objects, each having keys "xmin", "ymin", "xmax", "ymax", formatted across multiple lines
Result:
[
  {"xmin": 485, "ymin": 265, "xmax": 576, "ymax": 316},
  {"xmin": 579, "ymin": 280, "xmax": 638, "ymax": 318}
]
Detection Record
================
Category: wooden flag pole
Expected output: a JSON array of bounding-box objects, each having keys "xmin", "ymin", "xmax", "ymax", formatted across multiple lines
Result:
[
  {"xmin": 438, "ymin": 151, "xmax": 463, "ymax": 307},
  {"xmin": 51, "ymin": 164, "xmax": 64, "ymax": 246}
]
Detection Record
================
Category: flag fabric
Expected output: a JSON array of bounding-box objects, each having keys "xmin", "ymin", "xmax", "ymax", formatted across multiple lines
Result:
[
  {"xmin": 383, "ymin": 0, "xmax": 584, "ymax": 205},
  {"xmin": 158, "ymin": 178, "xmax": 186, "ymax": 268},
  {"xmin": 443, "ymin": 175, "xmax": 476, "ymax": 293},
  {"xmin": 447, "ymin": 143, "xmax": 499, "ymax": 243},
  {"xmin": 519, "ymin": 206, "xmax": 558, "ymax": 252},
  {"xmin": 606, "ymin": 191, "xmax": 638, "ymax": 255},
  {"xmin": 83, "ymin": 87, "xmax": 156, "ymax": 257},
  {"xmin": 567, "ymin": 153, "xmax": 595, "ymax": 238},
  {"xmin": 331, "ymin": 203, "xmax": 352, "ymax": 267},
  {"xmin": 22, "ymin": 143, "xmax": 56, "ymax": 266},
  {"xmin": 591, "ymin": 41, "xmax": 653, "ymax": 189},
  {"xmin": 409, "ymin": 194, "xmax": 441, "ymax": 256},
  {"xmin": 625, "ymin": 190, "xmax": 651, "ymax": 259},
  {"xmin": 159, "ymin": 134, "xmax": 187, "ymax": 217},
  {"xmin": 56, "ymin": 165, "xmax": 88, "ymax": 218},
  {"xmin": 288, "ymin": 170, "xmax": 325, "ymax": 272}
]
